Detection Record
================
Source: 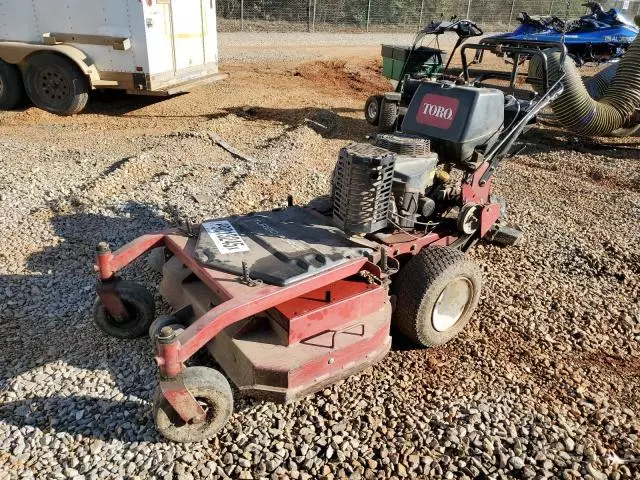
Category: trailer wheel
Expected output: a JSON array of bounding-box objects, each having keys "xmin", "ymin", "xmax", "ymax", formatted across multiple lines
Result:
[
  {"xmin": 154, "ymin": 367, "xmax": 233, "ymax": 443},
  {"xmin": 0, "ymin": 60, "xmax": 24, "ymax": 110},
  {"xmin": 364, "ymin": 95, "xmax": 383, "ymax": 125},
  {"xmin": 393, "ymin": 246, "xmax": 482, "ymax": 347},
  {"xmin": 93, "ymin": 281, "xmax": 156, "ymax": 339},
  {"xmin": 23, "ymin": 53, "xmax": 89, "ymax": 115},
  {"xmin": 378, "ymin": 98, "xmax": 398, "ymax": 132}
]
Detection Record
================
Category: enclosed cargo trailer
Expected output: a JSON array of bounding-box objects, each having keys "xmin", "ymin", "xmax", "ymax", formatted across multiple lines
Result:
[{"xmin": 0, "ymin": 0, "xmax": 225, "ymax": 115}]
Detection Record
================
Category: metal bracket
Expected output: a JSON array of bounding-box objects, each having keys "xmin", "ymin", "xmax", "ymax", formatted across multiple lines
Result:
[
  {"xmin": 329, "ymin": 324, "xmax": 365, "ymax": 349},
  {"xmin": 159, "ymin": 374, "xmax": 207, "ymax": 424},
  {"xmin": 42, "ymin": 32, "xmax": 131, "ymax": 51},
  {"xmin": 240, "ymin": 261, "xmax": 263, "ymax": 287},
  {"xmin": 96, "ymin": 278, "xmax": 128, "ymax": 321}
]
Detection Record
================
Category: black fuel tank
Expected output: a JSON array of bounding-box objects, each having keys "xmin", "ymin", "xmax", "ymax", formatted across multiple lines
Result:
[{"xmin": 402, "ymin": 82, "xmax": 504, "ymax": 164}]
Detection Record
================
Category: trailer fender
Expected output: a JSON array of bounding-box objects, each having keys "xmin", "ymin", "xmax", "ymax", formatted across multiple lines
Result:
[{"xmin": 0, "ymin": 42, "xmax": 109, "ymax": 88}]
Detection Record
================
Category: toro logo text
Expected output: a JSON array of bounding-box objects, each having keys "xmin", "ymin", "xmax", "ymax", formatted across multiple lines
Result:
[{"xmin": 416, "ymin": 93, "xmax": 459, "ymax": 129}]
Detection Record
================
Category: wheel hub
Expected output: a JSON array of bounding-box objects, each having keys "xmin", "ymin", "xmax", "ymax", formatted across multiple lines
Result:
[
  {"xmin": 38, "ymin": 69, "xmax": 70, "ymax": 103},
  {"xmin": 432, "ymin": 277, "xmax": 473, "ymax": 332},
  {"xmin": 367, "ymin": 100, "xmax": 378, "ymax": 119}
]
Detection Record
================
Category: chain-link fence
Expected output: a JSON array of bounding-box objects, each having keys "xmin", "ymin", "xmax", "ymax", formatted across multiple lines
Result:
[{"xmin": 216, "ymin": 0, "xmax": 640, "ymax": 32}]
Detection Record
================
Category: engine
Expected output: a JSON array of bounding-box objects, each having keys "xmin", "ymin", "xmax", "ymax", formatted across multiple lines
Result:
[
  {"xmin": 331, "ymin": 133, "xmax": 445, "ymax": 233},
  {"xmin": 331, "ymin": 82, "xmax": 506, "ymax": 235},
  {"xmin": 402, "ymin": 81, "xmax": 504, "ymax": 166}
]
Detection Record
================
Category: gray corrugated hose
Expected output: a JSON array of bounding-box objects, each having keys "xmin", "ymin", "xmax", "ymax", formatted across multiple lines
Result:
[
  {"xmin": 585, "ymin": 64, "xmax": 617, "ymax": 100},
  {"xmin": 528, "ymin": 16, "xmax": 640, "ymax": 137}
]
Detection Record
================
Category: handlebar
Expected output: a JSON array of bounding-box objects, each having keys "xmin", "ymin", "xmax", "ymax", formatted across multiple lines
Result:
[
  {"xmin": 461, "ymin": 41, "xmax": 568, "ymax": 93},
  {"xmin": 466, "ymin": 21, "xmax": 484, "ymax": 36},
  {"xmin": 422, "ymin": 19, "xmax": 483, "ymax": 38},
  {"xmin": 581, "ymin": 2, "xmax": 604, "ymax": 15}
]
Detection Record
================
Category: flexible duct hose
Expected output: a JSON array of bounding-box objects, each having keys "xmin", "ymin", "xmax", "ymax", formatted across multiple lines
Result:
[
  {"xmin": 528, "ymin": 16, "xmax": 640, "ymax": 137},
  {"xmin": 585, "ymin": 64, "xmax": 617, "ymax": 100}
]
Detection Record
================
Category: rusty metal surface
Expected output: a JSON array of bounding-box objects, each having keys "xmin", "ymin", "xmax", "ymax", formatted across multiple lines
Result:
[
  {"xmin": 461, "ymin": 161, "xmax": 493, "ymax": 205},
  {"xmin": 161, "ymin": 234, "xmax": 372, "ymax": 362},
  {"xmin": 209, "ymin": 301, "xmax": 392, "ymax": 402},
  {"xmin": 159, "ymin": 373, "xmax": 206, "ymax": 424},
  {"xmin": 480, "ymin": 203, "xmax": 502, "ymax": 237},
  {"xmin": 271, "ymin": 278, "xmax": 385, "ymax": 344},
  {"xmin": 95, "ymin": 280, "xmax": 129, "ymax": 321},
  {"xmin": 95, "ymin": 233, "xmax": 166, "ymax": 280},
  {"xmin": 377, "ymin": 232, "xmax": 459, "ymax": 257}
]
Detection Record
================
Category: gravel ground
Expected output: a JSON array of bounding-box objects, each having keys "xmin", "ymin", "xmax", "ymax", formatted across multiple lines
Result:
[
  {"xmin": 1, "ymin": 35, "xmax": 639, "ymax": 480},
  {"xmin": 218, "ymin": 32, "xmax": 464, "ymax": 63}
]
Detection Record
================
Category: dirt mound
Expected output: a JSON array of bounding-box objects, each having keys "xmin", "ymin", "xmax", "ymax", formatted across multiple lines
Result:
[{"xmin": 290, "ymin": 59, "xmax": 389, "ymax": 98}]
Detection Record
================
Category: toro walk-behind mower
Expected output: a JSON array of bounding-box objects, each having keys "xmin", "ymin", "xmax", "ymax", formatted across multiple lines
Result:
[
  {"xmin": 365, "ymin": 17, "xmax": 484, "ymax": 131},
  {"xmin": 92, "ymin": 44, "xmax": 566, "ymax": 442}
]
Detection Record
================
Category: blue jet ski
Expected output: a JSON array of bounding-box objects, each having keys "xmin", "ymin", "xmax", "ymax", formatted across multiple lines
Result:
[{"xmin": 483, "ymin": 2, "xmax": 638, "ymax": 65}]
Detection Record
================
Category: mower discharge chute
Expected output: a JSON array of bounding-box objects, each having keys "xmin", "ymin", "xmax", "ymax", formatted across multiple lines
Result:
[{"xmin": 92, "ymin": 45, "xmax": 565, "ymax": 442}]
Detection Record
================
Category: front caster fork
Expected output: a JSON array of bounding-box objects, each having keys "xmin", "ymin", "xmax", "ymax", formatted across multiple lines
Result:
[
  {"xmin": 156, "ymin": 327, "xmax": 207, "ymax": 424},
  {"xmin": 95, "ymin": 242, "xmax": 129, "ymax": 321}
]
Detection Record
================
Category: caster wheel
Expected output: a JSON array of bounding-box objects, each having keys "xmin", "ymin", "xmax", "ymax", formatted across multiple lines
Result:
[
  {"xmin": 149, "ymin": 314, "xmax": 186, "ymax": 341},
  {"xmin": 153, "ymin": 367, "xmax": 233, "ymax": 443},
  {"xmin": 93, "ymin": 281, "xmax": 155, "ymax": 339},
  {"xmin": 393, "ymin": 246, "xmax": 482, "ymax": 347},
  {"xmin": 364, "ymin": 95, "xmax": 382, "ymax": 125}
]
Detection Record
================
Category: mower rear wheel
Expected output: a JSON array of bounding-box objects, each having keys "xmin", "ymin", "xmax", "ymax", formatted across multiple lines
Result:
[
  {"xmin": 153, "ymin": 367, "xmax": 233, "ymax": 443},
  {"xmin": 364, "ymin": 95, "xmax": 383, "ymax": 125},
  {"xmin": 378, "ymin": 98, "xmax": 398, "ymax": 132},
  {"xmin": 393, "ymin": 246, "xmax": 482, "ymax": 347},
  {"xmin": 93, "ymin": 281, "xmax": 156, "ymax": 339}
]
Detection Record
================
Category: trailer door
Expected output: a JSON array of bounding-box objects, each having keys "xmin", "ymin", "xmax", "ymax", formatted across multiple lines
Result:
[
  {"xmin": 170, "ymin": 0, "xmax": 206, "ymax": 71},
  {"xmin": 144, "ymin": 0, "xmax": 175, "ymax": 76}
]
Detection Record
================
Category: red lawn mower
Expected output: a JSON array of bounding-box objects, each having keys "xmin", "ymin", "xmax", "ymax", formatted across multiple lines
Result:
[{"xmin": 92, "ymin": 44, "xmax": 565, "ymax": 442}]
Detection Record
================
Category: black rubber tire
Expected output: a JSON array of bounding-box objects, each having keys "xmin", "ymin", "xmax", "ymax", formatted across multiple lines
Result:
[
  {"xmin": 149, "ymin": 314, "xmax": 186, "ymax": 341},
  {"xmin": 0, "ymin": 60, "xmax": 24, "ymax": 110},
  {"xmin": 378, "ymin": 98, "xmax": 398, "ymax": 133},
  {"xmin": 364, "ymin": 95, "xmax": 382, "ymax": 125},
  {"xmin": 393, "ymin": 246, "xmax": 482, "ymax": 347},
  {"xmin": 93, "ymin": 281, "xmax": 156, "ymax": 339},
  {"xmin": 154, "ymin": 367, "xmax": 233, "ymax": 443},
  {"xmin": 23, "ymin": 53, "xmax": 89, "ymax": 115}
]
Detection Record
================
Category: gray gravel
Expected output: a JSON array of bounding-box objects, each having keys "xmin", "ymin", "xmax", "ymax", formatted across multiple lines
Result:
[
  {"xmin": 0, "ymin": 59, "xmax": 639, "ymax": 479},
  {"xmin": 218, "ymin": 32, "xmax": 462, "ymax": 63}
]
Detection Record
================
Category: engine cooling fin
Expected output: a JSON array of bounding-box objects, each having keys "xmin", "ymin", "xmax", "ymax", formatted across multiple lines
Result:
[{"xmin": 375, "ymin": 133, "xmax": 431, "ymax": 156}]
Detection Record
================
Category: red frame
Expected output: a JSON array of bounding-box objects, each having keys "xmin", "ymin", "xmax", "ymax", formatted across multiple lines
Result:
[{"xmin": 95, "ymin": 161, "xmax": 501, "ymax": 424}]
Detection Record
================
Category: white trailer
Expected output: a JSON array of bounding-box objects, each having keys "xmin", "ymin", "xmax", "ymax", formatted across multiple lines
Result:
[{"xmin": 0, "ymin": 0, "xmax": 225, "ymax": 115}]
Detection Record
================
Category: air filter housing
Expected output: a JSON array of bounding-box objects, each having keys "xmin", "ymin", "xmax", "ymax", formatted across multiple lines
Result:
[{"xmin": 332, "ymin": 143, "xmax": 395, "ymax": 234}]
